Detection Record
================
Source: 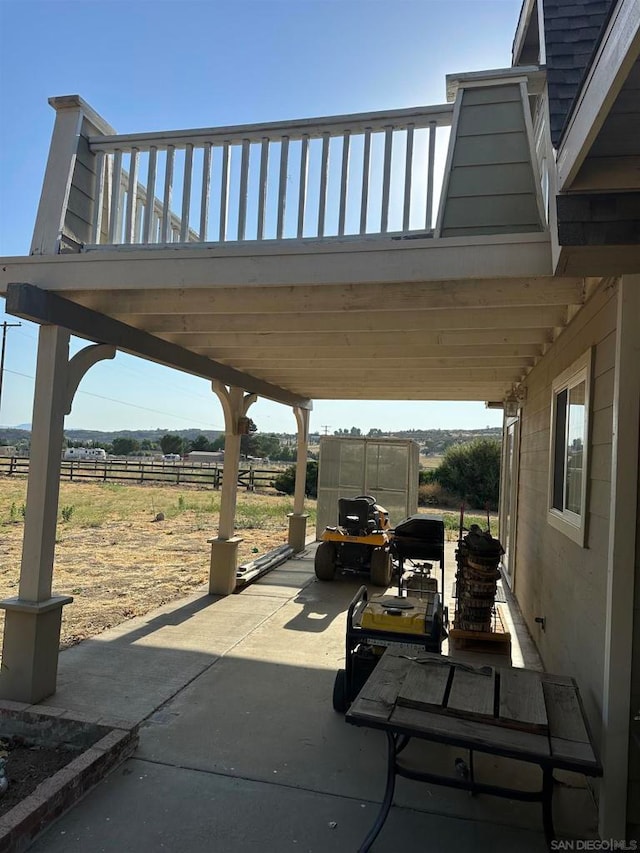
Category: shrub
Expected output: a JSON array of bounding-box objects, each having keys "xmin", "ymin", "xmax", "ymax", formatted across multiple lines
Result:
[
  {"xmin": 434, "ymin": 438, "xmax": 501, "ymax": 510},
  {"xmin": 418, "ymin": 483, "xmax": 459, "ymax": 508},
  {"xmin": 61, "ymin": 505, "xmax": 75, "ymax": 523},
  {"xmin": 273, "ymin": 461, "xmax": 318, "ymax": 498},
  {"xmin": 419, "ymin": 468, "xmax": 438, "ymax": 485}
]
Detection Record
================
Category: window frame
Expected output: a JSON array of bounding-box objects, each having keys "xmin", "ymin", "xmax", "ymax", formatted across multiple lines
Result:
[{"xmin": 547, "ymin": 348, "xmax": 593, "ymax": 546}]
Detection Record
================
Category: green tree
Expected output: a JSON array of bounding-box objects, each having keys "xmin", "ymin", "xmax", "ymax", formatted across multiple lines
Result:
[
  {"xmin": 249, "ymin": 433, "xmax": 281, "ymax": 460},
  {"xmin": 111, "ymin": 437, "xmax": 140, "ymax": 456},
  {"xmin": 160, "ymin": 434, "xmax": 184, "ymax": 455},
  {"xmin": 211, "ymin": 435, "xmax": 225, "ymax": 452},
  {"xmin": 190, "ymin": 434, "xmax": 212, "ymax": 452},
  {"xmin": 433, "ymin": 438, "xmax": 501, "ymax": 510},
  {"xmin": 273, "ymin": 461, "xmax": 318, "ymax": 498}
]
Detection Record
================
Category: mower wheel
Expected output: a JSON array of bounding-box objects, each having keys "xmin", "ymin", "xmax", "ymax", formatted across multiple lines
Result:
[
  {"xmin": 370, "ymin": 547, "xmax": 392, "ymax": 587},
  {"xmin": 332, "ymin": 668, "xmax": 348, "ymax": 713},
  {"xmin": 315, "ymin": 541, "xmax": 337, "ymax": 581}
]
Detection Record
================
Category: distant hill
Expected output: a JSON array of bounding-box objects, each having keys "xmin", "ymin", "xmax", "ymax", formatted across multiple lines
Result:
[
  {"xmin": 0, "ymin": 427, "xmax": 223, "ymax": 446},
  {"xmin": 0, "ymin": 426, "xmax": 501, "ymax": 453}
]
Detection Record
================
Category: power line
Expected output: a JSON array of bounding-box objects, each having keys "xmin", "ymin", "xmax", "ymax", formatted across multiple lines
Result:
[
  {"xmin": 2, "ymin": 368, "xmax": 224, "ymax": 430},
  {"xmin": 0, "ymin": 322, "xmax": 22, "ymax": 421}
]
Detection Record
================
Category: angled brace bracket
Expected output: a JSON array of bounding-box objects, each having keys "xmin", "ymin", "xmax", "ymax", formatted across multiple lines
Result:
[{"xmin": 64, "ymin": 343, "xmax": 117, "ymax": 415}]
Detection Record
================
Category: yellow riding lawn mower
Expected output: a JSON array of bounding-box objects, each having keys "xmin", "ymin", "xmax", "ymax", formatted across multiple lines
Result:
[{"xmin": 314, "ymin": 495, "xmax": 393, "ymax": 587}]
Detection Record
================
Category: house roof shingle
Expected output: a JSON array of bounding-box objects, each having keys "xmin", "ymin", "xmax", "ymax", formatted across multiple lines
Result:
[{"xmin": 543, "ymin": 0, "xmax": 617, "ymax": 146}]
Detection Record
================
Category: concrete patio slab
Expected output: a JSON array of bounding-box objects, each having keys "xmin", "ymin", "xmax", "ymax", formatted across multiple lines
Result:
[
  {"xmin": 25, "ymin": 548, "xmax": 599, "ymax": 850},
  {"xmin": 27, "ymin": 757, "xmax": 550, "ymax": 853}
]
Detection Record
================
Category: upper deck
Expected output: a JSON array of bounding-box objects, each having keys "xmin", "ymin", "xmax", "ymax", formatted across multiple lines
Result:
[{"xmin": 0, "ymin": 66, "xmax": 588, "ymax": 409}]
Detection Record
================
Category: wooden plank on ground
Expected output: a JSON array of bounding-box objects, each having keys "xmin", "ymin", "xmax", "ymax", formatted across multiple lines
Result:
[
  {"xmin": 396, "ymin": 660, "xmax": 451, "ymax": 712},
  {"xmin": 391, "ymin": 705, "xmax": 551, "ymax": 761},
  {"xmin": 446, "ymin": 665, "xmax": 496, "ymax": 720},
  {"xmin": 498, "ymin": 667, "xmax": 548, "ymax": 733}
]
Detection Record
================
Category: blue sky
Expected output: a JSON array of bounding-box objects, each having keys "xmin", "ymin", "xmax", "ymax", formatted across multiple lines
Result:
[{"xmin": 0, "ymin": 0, "xmax": 521, "ymax": 435}]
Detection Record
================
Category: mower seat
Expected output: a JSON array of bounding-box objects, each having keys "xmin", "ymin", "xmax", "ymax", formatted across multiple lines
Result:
[{"xmin": 338, "ymin": 498, "xmax": 376, "ymax": 535}]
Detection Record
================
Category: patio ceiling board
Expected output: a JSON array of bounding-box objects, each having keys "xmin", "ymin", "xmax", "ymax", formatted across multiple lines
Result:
[
  {"xmin": 195, "ymin": 344, "xmax": 545, "ymax": 360},
  {"xmin": 4, "ymin": 283, "xmax": 311, "ymax": 409},
  {"xmin": 0, "ymin": 247, "xmax": 585, "ymax": 405},
  {"xmin": 141, "ymin": 308, "xmax": 567, "ymax": 339},
  {"xmin": 63, "ymin": 278, "xmax": 586, "ymax": 315},
  {"xmin": 215, "ymin": 358, "xmax": 537, "ymax": 370},
  {"xmin": 188, "ymin": 329, "xmax": 554, "ymax": 349}
]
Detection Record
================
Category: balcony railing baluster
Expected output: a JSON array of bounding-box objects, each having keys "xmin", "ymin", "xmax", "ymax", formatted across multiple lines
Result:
[{"xmin": 86, "ymin": 103, "xmax": 452, "ymax": 248}]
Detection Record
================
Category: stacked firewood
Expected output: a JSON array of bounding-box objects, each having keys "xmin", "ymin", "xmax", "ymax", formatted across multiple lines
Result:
[{"xmin": 455, "ymin": 525, "xmax": 504, "ymax": 632}]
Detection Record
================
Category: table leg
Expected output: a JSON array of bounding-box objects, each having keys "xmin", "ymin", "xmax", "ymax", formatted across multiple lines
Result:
[
  {"xmin": 359, "ymin": 730, "xmax": 398, "ymax": 853},
  {"xmin": 469, "ymin": 749, "xmax": 476, "ymax": 797},
  {"xmin": 542, "ymin": 767, "xmax": 555, "ymax": 848}
]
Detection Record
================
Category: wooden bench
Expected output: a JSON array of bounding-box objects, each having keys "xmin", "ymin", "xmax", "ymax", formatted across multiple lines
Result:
[{"xmin": 346, "ymin": 646, "xmax": 602, "ymax": 852}]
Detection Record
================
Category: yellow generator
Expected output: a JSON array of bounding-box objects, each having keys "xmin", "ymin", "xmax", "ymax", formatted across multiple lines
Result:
[
  {"xmin": 332, "ymin": 514, "xmax": 447, "ymax": 712},
  {"xmin": 315, "ymin": 495, "xmax": 393, "ymax": 587}
]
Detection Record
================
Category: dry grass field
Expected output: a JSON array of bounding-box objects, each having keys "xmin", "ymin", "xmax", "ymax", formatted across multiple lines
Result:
[{"xmin": 0, "ymin": 478, "xmax": 316, "ymax": 651}]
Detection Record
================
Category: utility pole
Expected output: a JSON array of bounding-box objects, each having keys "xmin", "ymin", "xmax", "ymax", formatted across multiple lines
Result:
[
  {"xmin": 321, "ymin": 424, "xmax": 332, "ymax": 436},
  {"xmin": 0, "ymin": 321, "xmax": 22, "ymax": 421}
]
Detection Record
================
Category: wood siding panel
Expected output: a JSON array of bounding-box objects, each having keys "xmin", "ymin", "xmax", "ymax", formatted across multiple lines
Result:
[
  {"xmin": 457, "ymin": 102, "xmax": 528, "ymax": 137},
  {"xmin": 514, "ymin": 279, "xmax": 618, "ymax": 749},
  {"xmin": 461, "ymin": 84, "xmax": 522, "ymax": 106},
  {"xmin": 443, "ymin": 195, "xmax": 542, "ymax": 229},
  {"xmin": 64, "ymin": 128, "xmax": 98, "ymax": 248},
  {"xmin": 447, "ymin": 163, "xmax": 538, "ymax": 198},
  {"xmin": 453, "ymin": 133, "xmax": 532, "ymax": 167},
  {"xmin": 440, "ymin": 85, "xmax": 543, "ymax": 237}
]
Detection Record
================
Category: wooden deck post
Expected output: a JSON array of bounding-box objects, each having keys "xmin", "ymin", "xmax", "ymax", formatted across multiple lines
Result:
[
  {"xmin": 0, "ymin": 330, "xmax": 116, "ymax": 702},
  {"xmin": 0, "ymin": 327, "xmax": 71, "ymax": 701},
  {"xmin": 288, "ymin": 406, "xmax": 310, "ymax": 552},
  {"xmin": 209, "ymin": 382, "xmax": 257, "ymax": 594}
]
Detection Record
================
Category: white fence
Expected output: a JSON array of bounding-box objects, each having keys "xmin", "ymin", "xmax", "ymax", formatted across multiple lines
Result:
[{"xmin": 88, "ymin": 104, "xmax": 453, "ymax": 247}]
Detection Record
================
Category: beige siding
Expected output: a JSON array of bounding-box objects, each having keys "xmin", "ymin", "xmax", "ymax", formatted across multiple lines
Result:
[
  {"xmin": 629, "ymin": 436, "xmax": 640, "ymax": 836},
  {"xmin": 514, "ymin": 279, "xmax": 617, "ymax": 747},
  {"xmin": 439, "ymin": 83, "xmax": 544, "ymax": 237}
]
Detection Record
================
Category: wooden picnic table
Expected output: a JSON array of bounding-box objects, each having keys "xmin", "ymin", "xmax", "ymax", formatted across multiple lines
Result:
[{"xmin": 346, "ymin": 646, "xmax": 602, "ymax": 852}]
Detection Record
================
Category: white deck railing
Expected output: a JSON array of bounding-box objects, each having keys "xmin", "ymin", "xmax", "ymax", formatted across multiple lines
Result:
[{"xmin": 87, "ymin": 104, "xmax": 453, "ymax": 247}]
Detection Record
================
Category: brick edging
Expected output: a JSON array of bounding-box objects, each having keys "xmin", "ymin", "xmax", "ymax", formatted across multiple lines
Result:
[{"xmin": 0, "ymin": 708, "xmax": 139, "ymax": 853}]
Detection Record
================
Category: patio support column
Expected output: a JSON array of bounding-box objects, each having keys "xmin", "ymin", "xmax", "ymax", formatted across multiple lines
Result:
[
  {"xmin": 209, "ymin": 381, "xmax": 257, "ymax": 595},
  {"xmin": 599, "ymin": 276, "xmax": 640, "ymax": 838},
  {"xmin": 0, "ymin": 329, "xmax": 115, "ymax": 702},
  {"xmin": 288, "ymin": 406, "xmax": 310, "ymax": 552}
]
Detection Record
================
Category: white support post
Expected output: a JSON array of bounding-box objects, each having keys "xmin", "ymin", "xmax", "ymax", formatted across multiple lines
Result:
[
  {"xmin": 599, "ymin": 276, "xmax": 640, "ymax": 838},
  {"xmin": 0, "ymin": 331, "xmax": 118, "ymax": 702},
  {"xmin": 288, "ymin": 406, "xmax": 310, "ymax": 553},
  {"xmin": 30, "ymin": 106, "xmax": 84, "ymax": 255},
  {"xmin": 209, "ymin": 382, "xmax": 257, "ymax": 594}
]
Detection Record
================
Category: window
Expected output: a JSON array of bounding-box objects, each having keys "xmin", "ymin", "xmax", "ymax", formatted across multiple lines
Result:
[{"xmin": 548, "ymin": 349, "xmax": 592, "ymax": 546}]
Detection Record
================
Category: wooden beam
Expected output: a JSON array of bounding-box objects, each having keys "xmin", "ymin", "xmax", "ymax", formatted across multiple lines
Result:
[
  {"xmin": 155, "ymin": 306, "xmax": 566, "ymax": 339},
  {"xmin": 196, "ymin": 343, "xmax": 545, "ymax": 360},
  {"xmin": 4, "ymin": 284, "xmax": 311, "ymax": 410},
  {"xmin": 189, "ymin": 328, "xmax": 554, "ymax": 349},
  {"xmin": 224, "ymin": 367, "xmax": 526, "ymax": 382},
  {"xmin": 65, "ymin": 277, "xmax": 585, "ymax": 317},
  {"xmin": 0, "ymin": 232, "xmax": 553, "ymax": 295},
  {"xmin": 217, "ymin": 357, "xmax": 536, "ymax": 371},
  {"xmin": 291, "ymin": 388, "xmax": 512, "ymax": 400}
]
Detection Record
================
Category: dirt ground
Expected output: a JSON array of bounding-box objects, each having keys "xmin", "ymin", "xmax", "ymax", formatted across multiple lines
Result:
[
  {"xmin": 0, "ymin": 479, "xmax": 314, "ymax": 651},
  {"xmin": 0, "ymin": 736, "xmax": 77, "ymax": 817}
]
